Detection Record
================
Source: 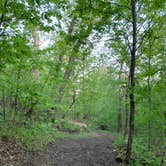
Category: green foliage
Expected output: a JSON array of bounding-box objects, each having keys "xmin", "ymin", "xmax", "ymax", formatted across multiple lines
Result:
[
  {"xmin": 0, "ymin": 0, "xmax": 165, "ymax": 164},
  {"xmin": 0, "ymin": 121, "xmax": 58, "ymax": 149},
  {"xmin": 114, "ymin": 136, "xmax": 162, "ymax": 166},
  {"xmin": 75, "ymin": 68, "xmax": 119, "ymax": 131},
  {"xmin": 0, "ymin": 119, "xmax": 90, "ymax": 150},
  {"xmin": 131, "ymin": 138, "xmax": 160, "ymax": 166}
]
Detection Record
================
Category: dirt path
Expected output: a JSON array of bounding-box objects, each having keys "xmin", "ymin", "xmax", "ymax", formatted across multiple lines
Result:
[{"xmin": 21, "ymin": 132, "xmax": 119, "ymax": 166}]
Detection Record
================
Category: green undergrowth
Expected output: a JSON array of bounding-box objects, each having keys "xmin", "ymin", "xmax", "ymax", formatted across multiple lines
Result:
[
  {"xmin": 114, "ymin": 135, "xmax": 164, "ymax": 166},
  {"xmin": 0, "ymin": 119, "xmax": 91, "ymax": 150}
]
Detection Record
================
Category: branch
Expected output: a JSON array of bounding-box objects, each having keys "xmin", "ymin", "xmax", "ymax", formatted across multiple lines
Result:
[
  {"xmin": 0, "ymin": 0, "xmax": 8, "ymax": 26},
  {"xmin": 124, "ymin": 34, "xmax": 132, "ymax": 54},
  {"xmin": 136, "ymin": 22, "xmax": 156, "ymax": 51},
  {"xmin": 104, "ymin": 1, "xmax": 131, "ymax": 10}
]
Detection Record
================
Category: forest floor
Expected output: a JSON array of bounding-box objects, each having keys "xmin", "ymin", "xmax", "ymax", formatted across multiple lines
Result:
[{"xmin": 0, "ymin": 132, "xmax": 120, "ymax": 166}]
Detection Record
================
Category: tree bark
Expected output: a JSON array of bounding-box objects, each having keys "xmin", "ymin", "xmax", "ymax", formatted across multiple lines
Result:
[
  {"xmin": 124, "ymin": 75, "xmax": 129, "ymax": 138},
  {"xmin": 32, "ymin": 27, "xmax": 40, "ymax": 81},
  {"xmin": 125, "ymin": 0, "xmax": 137, "ymax": 164},
  {"xmin": 2, "ymin": 89, "xmax": 6, "ymax": 121},
  {"xmin": 0, "ymin": 0, "xmax": 8, "ymax": 34},
  {"xmin": 118, "ymin": 63, "xmax": 123, "ymax": 132},
  {"xmin": 14, "ymin": 68, "xmax": 21, "ymax": 113},
  {"xmin": 55, "ymin": 18, "xmax": 77, "ymax": 106},
  {"xmin": 147, "ymin": 39, "xmax": 152, "ymax": 150}
]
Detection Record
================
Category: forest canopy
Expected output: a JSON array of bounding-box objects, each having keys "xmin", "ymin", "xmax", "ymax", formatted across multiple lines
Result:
[{"xmin": 0, "ymin": 0, "xmax": 165, "ymax": 165}]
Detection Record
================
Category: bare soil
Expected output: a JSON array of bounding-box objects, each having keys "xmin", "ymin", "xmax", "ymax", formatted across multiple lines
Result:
[
  {"xmin": 0, "ymin": 138, "xmax": 22, "ymax": 166},
  {"xmin": 0, "ymin": 132, "xmax": 119, "ymax": 166},
  {"xmin": 21, "ymin": 132, "xmax": 119, "ymax": 166}
]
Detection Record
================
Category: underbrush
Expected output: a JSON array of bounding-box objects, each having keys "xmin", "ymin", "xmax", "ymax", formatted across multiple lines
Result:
[
  {"xmin": 0, "ymin": 121, "xmax": 57, "ymax": 149},
  {"xmin": 0, "ymin": 118, "xmax": 89, "ymax": 150},
  {"xmin": 114, "ymin": 135, "xmax": 164, "ymax": 166}
]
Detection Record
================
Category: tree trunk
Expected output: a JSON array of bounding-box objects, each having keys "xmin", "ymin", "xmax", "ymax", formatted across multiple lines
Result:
[
  {"xmin": 0, "ymin": 0, "xmax": 8, "ymax": 33},
  {"xmin": 32, "ymin": 27, "xmax": 40, "ymax": 81},
  {"xmin": 2, "ymin": 89, "xmax": 6, "ymax": 121},
  {"xmin": 125, "ymin": 0, "xmax": 137, "ymax": 164},
  {"xmin": 124, "ymin": 75, "xmax": 129, "ymax": 138},
  {"xmin": 118, "ymin": 63, "xmax": 123, "ymax": 132},
  {"xmin": 57, "ymin": 56, "xmax": 75, "ymax": 104},
  {"xmin": 147, "ymin": 39, "xmax": 152, "ymax": 150},
  {"xmin": 14, "ymin": 68, "xmax": 21, "ymax": 113},
  {"xmin": 55, "ymin": 18, "xmax": 78, "ymax": 107}
]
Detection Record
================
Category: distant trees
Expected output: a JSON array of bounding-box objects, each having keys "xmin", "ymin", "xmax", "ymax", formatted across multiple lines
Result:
[{"xmin": 0, "ymin": 0, "xmax": 165, "ymax": 165}]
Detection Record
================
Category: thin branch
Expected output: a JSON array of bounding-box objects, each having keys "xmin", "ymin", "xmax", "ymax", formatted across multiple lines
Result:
[
  {"xmin": 124, "ymin": 34, "xmax": 132, "ymax": 54},
  {"xmin": 87, "ymin": 37, "xmax": 122, "ymax": 45},
  {"xmin": 0, "ymin": 0, "xmax": 8, "ymax": 27},
  {"xmin": 136, "ymin": 22, "xmax": 156, "ymax": 51},
  {"xmin": 104, "ymin": 1, "xmax": 131, "ymax": 10}
]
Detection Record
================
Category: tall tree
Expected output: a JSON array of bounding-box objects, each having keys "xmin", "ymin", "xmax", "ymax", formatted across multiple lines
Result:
[
  {"xmin": 117, "ymin": 63, "xmax": 123, "ymax": 133},
  {"xmin": 125, "ymin": 0, "xmax": 137, "ymax": 164}
]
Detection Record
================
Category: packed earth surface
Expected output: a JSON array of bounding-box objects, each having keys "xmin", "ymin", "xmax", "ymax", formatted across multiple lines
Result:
[{"xmin": 0, "ymin": 132, "xmax": 120, "ymax": 166}]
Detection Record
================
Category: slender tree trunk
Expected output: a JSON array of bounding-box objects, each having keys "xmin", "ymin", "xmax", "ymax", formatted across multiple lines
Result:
[
  {"xmin": 55, "ymin": 17, "xmax": 91, "ymax": 111},
  {"xmin": 147, "ymin": 40, "xmax": 152, "ymax": 150},
  {"xmin": 2, "ymin": 89, "xmax": 6, "ymax": 121},
  {"xmin": 25, "ymin": 28, "xmax": 39, "ymax": 118},
  {"xmin": 124, "ymin": 75, "xmax": 129, "ymax": 138},
  {"xmin": 68, "ymin": 88, "xmax": 76, "ymax": 110},
  {"xmin": 118, "ymin": 63, "xmax": 123, "ymax": 132},
  {"xmin": 9, "ymin": 91, "xmax": 12, "ymax": 110},
  {"xmin": 125, "ymin": 0, "xmax": 137, "ymax": 164},
  {"xmin": 156, "ymin": 39, "xmax": 166, "ymax": 166},
  {"xmin": 160, "ymin": 151, "xmax": 165, "ymax": 166},
  {"xmin": 14, "ymin": 69, "xmax": 21, "ymax": 113},
  {"xmin": 33, "ymin": 27, "xmax": 40, "ymax": 81},
  {"xmin": 55, "ymin": 18, "xmax": 77, "ymax": 106},
  {"xmin": 0, "ymin": 0, "xmax": 8, "ymax": 32},
  {"xmin": 57, "ymin": 56, "xmax": 75, "ymax": 104}
]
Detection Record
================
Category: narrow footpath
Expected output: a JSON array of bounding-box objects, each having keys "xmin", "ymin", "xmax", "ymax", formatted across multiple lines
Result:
[{"xmin": 21, "ymin": 132, "xmax": 119, "ymax": 166}]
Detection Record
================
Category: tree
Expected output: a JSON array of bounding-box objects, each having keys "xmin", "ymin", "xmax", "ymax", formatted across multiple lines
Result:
[{"xmin": 125, "ymin": 0, "xmax": 137, "ymax": 164}]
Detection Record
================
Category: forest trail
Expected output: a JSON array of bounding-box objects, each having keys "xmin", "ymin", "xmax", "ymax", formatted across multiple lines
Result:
[{"xmin": 21, "ymin": 132, "xmax": 119, "ymax": 166}]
